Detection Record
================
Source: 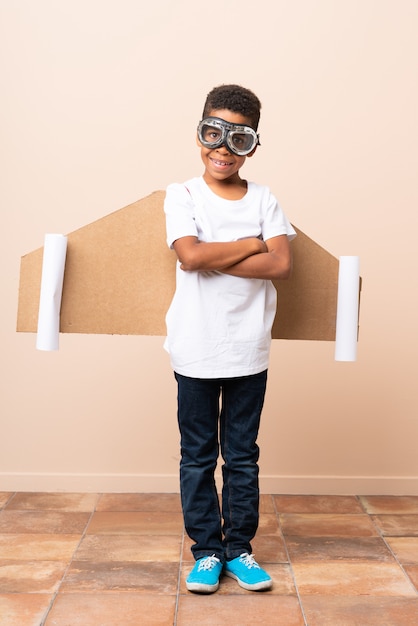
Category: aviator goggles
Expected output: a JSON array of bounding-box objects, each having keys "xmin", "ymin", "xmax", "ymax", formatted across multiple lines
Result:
[{"xmin": 197, "ymin": 116, "xmax": 260, "ymax": 156}]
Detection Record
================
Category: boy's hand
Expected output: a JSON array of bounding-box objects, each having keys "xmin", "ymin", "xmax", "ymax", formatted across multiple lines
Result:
[
  {"xmin": 255, "ymin": 238, "xmax": 268, "ymax": 254},
  {"xmin": 221, "ymin": 235, "xmax": 292, "ymax": 280}
]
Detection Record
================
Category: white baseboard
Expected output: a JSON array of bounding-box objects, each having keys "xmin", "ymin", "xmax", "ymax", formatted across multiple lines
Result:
[
  {"xmin": 1, "ymin": 473, "xmax": 417, "ymax": 495},
  {"xmin": 259, "ymin": 475, "xmax": 418, "ymax": 495},
  {"xmin": 0, "ymin": 473, "xmax": 180, "ymax": 494}
]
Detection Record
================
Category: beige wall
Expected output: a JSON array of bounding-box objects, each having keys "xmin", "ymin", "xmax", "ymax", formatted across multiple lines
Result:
[{"xmin": 1, "ymin": 1, "xmax": 417, "ymax": 494}]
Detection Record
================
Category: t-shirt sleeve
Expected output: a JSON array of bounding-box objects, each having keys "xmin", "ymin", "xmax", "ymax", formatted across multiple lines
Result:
[
  {"xmin": 261, "ymin": 188, "xmax": 297, "ymax": 242},
  {"xmin": 164, "ymin": 183, "xmax": 198, "ymax": 249}
]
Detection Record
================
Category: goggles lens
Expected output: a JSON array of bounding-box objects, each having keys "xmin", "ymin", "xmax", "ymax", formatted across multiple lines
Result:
[{"xmin": 197, "ymin": 117, "xmax": 259, "ymax": 156}]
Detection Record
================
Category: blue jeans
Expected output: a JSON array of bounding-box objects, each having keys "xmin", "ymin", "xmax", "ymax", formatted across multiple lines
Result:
[{"xmin": 175, "ymin": 370, "xmax": 268, "ymax": 563}]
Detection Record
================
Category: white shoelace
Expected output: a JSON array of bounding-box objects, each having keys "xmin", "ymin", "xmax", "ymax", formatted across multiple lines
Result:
[
  {"xmin": 239, "ymin": 553, "xmax": 261, "ymax": 569},
  {"xmin": 197, "ymin": 555, "xmax": 221, "ymax": 571}
]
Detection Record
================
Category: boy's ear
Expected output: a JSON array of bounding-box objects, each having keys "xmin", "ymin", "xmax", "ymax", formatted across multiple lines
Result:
[
  {"xmin": 196, "ymin": 133, "xmax": 202, "ymax": 147},
  {"xmin": 247, "ymin": 145, "xmax": 258, "ymax": 158}
]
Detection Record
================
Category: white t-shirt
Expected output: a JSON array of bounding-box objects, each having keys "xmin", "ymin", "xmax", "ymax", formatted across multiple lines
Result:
[{"xmin": 164, "ymin": 176, "xmax": 296, "ymax": 378}]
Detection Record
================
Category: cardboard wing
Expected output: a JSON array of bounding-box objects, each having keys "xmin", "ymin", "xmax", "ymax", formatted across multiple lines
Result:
[{"xmin": 16, "ymin": 190, "xmax": 339, "ymax": 340}]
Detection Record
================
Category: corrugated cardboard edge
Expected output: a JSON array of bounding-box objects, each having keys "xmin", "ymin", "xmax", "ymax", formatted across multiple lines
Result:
[{"xmin": 17, "ymin": 190, "xmax": 342, "ymax": 341}]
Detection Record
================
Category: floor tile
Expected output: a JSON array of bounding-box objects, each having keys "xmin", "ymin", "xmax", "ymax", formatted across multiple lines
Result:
[
  {"xmin": 0, "ymin": 494, "xmax": 12, "ymax": 509},
  {"xmin": 293, "ymin": 561, "xmax": 417, "ymax": 596},
  {"xmin": 60, "ymin": 560, "xmax": 179, "ymax": 593},
  {"xmin": 181, "ymin": 534, "xmax": 195, "ymax": 562},
  {"xmin": 403, "ymin": 565, "xmax": 418, "ymax": 590},
  {"xmin": 0, "ymin": 561, "xmax": 68, "ymax": 593},
  {"xmin": 3, "ymin": 492, "xmax": 418, "ymax": 626},
  {"xmin": 372, "ymin": 514, "xmax": 418, "ymax": 536},
  {"xmin": 86, "ymin": 511, "xmax": 184, "ymax": 535},
  {"xmin": 251, "ymin": 533, "xmax": 288, "ymax": 563},
  {"xmin": 274, "ymin": 495, "xmax": 363, "ymax": 514},
  {"xmin": 97, "ymin": 493, "xmax": 182, "ymax": 513},
  {"xmin": 0, "ymin": 510, "xmax": 90, "ymax": 534},
  {"xmin": 360, "ymin": 496, "xmax": 418, "ymax": 514},
  {"xmin": 258, "ymin": 512, "xmax": 281, "ymax": 534},
  {"xmin": 75, "ymin": 534, "xmax": 182, "ymax": 562},
  {"xmin": 302, "ymin": 595, "xmax": 418, "ymax": 626},
  {"xmin": 285, "ymin": 536, "xmax": 395, "ymax": 562},
  {"xmin": 259, "ymin": 494, "xmax": 275, "ymax": 513},
  {"xmin": 7, "ymin": 492, "xmax": 99, "ymax": 512},
  {"xmin": 280, "ymin": 513, "xmax": 378, "ymax": 537},
  {"xmin": 0, "ymin": 594, "xmax": 53, "ymax": 626},
  {"xmin": 176, "ymin": 594, "xmax": 305, "ymax": 626},
  {"xmin": 0, "ymin": 534, "xmax": 81, "ymax": 561},
  {"xmin": 386, "ymin": 537, "xmax": 418, "ymax": 564},
  {"xmin": 44, "ymin": 592, "xmax": 176, "ymax": 626}
]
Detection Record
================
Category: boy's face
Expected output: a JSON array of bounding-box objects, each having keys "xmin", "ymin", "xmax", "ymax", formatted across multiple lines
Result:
[{"xmin": 196, "ymin": 109, "xmax": 257, "ymax": 184}]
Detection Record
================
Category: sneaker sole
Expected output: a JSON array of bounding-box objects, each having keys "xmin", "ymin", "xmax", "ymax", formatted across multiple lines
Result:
[
  {"xmin": 224, "ymin": 570, "xmax": 273, "ymax": 591},
  {"xmin": 186, "ymin": 580, "xmax": 220, "ymax": 594}
]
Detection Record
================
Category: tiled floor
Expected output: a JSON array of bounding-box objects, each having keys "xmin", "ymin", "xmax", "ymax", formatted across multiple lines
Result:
[{"xmin": 1, "ymin": 493, "xmax": 418, "ymax": 625}]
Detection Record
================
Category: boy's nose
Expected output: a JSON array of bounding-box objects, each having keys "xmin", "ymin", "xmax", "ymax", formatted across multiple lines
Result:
[{"xmin": 216, "ymin": 143, "xmax": 232, "ymax": 155}]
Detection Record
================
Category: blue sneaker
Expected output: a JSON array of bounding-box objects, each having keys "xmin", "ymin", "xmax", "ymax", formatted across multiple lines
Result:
[
  {"xmin": 186, "ymin": 555, "xmax": 223, "ymax": 593},
  {"xmin": 224, "ymin": 553, "xmax": 272, "ymax": 591}
]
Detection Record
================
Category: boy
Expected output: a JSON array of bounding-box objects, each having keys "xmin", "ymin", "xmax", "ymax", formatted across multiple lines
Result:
[{"xmin": 164, "ymin": 84, "xmax": 296, "ymax": 593}]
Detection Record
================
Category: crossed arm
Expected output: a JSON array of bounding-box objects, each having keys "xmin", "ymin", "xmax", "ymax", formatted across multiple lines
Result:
[{"xmin": 172, "ymin": 234, "xmax": 292, "ymax": 281}]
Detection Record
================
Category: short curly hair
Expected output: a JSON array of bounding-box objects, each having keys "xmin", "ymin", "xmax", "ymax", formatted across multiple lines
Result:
[{"xmin": 202, "ymin": 84, "xmax": 261, "ymax": 131}]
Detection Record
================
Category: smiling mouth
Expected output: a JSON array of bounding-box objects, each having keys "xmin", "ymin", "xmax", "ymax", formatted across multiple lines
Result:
[{"xmin": 210, "ymin": 157, "xmax": 233, "ymax": 167}]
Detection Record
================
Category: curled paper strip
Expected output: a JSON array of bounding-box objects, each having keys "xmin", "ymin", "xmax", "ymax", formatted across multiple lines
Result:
[
  {"xmin": 36, "ymin": 234, "xmax": 68, "ymax": 351},
  {"xmin": 334, "ymin": 256, "xmax": 360, "ymax": 362}
]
